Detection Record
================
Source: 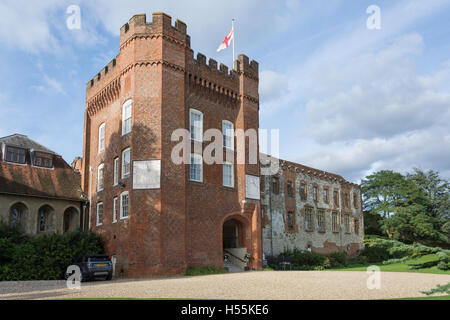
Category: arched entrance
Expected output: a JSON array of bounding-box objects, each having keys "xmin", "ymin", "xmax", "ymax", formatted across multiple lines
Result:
[
  {"xmin": 222, "ymin": 216, "xmax": 250, "ymax": 271},
  {"xmin": 63, "ymin": 207, "xmax": 79, "ymax": 233}
]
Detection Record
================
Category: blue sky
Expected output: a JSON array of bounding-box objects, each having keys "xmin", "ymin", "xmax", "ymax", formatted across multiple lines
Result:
[{"xmin": 0, "ymin": 0, "xmax": 449, "ymax": 183}]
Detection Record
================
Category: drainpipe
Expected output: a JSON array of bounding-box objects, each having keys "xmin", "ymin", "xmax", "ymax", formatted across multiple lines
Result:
[
  {"xmin": 269, "ymin": 176, "xmax": 274, "ymax": 257},
  {"xmin": 88, "ymin": 166, "xmax": 93, "ymax": 230}
]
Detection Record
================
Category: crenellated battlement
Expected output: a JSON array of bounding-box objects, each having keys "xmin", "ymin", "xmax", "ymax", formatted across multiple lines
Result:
[
  {"xmin": 86, "ymin": 12, "xmax": 259, "ymax": 108},
  {"xmin": 120, "ymin": 13, "xmax": 189, "ymax": 47}
]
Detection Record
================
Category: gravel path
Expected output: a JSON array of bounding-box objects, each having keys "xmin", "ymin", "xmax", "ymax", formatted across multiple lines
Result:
[{"xmin": 1, "ymin": 271, "xmax": 449, "ymax": 300}]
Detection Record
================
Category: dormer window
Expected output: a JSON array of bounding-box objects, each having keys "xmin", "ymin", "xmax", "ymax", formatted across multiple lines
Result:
[
  {"xmin": 5, "ymin": 146, "xmax": 26, "ymax": 164},
  {"xmin": 33, "ymin": 152, "xmax": 53, "ymax": 168}
]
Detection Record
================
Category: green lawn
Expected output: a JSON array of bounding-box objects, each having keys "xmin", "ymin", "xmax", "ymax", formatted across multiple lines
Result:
[
  {"xmin": 332, "ymin": 254, "xmax": 450, "ymax": 275},
  {"xmin": 389, "ymin": 295, "xmax": 450, "ymax": 300}
]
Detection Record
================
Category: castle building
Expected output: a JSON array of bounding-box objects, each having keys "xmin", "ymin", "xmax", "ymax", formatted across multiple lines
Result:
[
  {"xmin": 81, "ymin": 13, "xmax": 364, "ymax": 278},
  {"xmin": 0, "ymin": 134, "xmax": 86, "ymax": 234},
  {"xmin": 81, "ymin": 13, "xmax": 262, "ymax": 277},
  {"xmin": 260, "ymin": 155, "xmax": 364, "ymax": 258}
]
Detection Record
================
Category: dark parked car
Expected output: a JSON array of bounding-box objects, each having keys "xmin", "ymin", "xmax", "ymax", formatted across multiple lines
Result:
[{"xmin": 65, "ymin": 255, "xmax": 113, "ymax": 282}]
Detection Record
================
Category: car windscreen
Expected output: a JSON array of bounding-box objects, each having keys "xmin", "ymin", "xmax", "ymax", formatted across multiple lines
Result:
[{"xmin": 88, "ymin": 256, "xmax": 110, "ymax": 263}]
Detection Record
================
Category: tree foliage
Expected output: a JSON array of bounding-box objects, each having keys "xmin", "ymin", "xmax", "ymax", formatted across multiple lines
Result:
[{"xmin": 362, "ymin": 169, "xmax": 449, "ymax": 245}]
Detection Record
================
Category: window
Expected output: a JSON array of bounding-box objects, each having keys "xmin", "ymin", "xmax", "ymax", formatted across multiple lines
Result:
[
  {"xmin": 333, "ymin": 191, "xmax": 339, "ymax": 207},
  {"xmin": 287, "ymin": 211, "xmax": 295, "ymax": 231},
  {"xmin": 33, "ymin": 152, "xmax": 53, "ymax": 168},
  {"xmin": 271, "ymin": 177, "xmax": 280, "ymax": 194},
  {"xmin": 332, "ymin": 211, "xmax": 339, "ymax": 232},
  {"xmin": 38, "ymin": 205, "xmax": 52, "ymax": 233},
  {"xmin": 323, "ymin": 188, "xmax": 329, "ymax": 203},
  {"xmin": 113, "ymin": 158, "xmax": 119, "ymax": 185},
  {"xmin": 97, "ymin": 202, "xmax": 103, "ymax": 226},
  {"xmin": 300, "ymin": 183, "xmax": 307, "ymax": 200},
  {"xmin": 190, "ymin": 109, "xmax": 203, "ymax": 142},
  {"xmin": 286, "ymin": 181, "xmax": 294, "ymax": 197},
  {"xmin": 354, "ymin": 218, "xmax": 359, "ymax": 235},
  {"xmin": 113, "ymin": 197, "xmax": 118, "ymax": 223},
  {"xmin": 122, "ymin": 100, "xmax": 132, "ymax": 135},
  {"xmin": 305, "ymin": 207, "xmax": 314, "ymax": 231},
  {"xmin": 98, "ymin": 123, "xmax": 105, "ymax": 153},
  {"xmin": 344, "ymin": 214, "xmax": 350, "ymax": 233},
  {"xmin": 317, "ymin": 209, "xmax": 325, "ymax": 232},
  {"xmin": 223, "ymin": 162, "xmax": 234, "ymax": 187},
  {"xmin": 122, "ymin": 148, "xmax": 131, "ymax": 179},
  {"xmin": 190, "ymin": 153, "xmax": 203, "ymax": 182},
  {"xmin": 353, "ymin": 192, "xmax": 359, "ymax": 209},
  {"xmin": 97, "ymin": 164, "xmax": 104, "ymax": 192},
  {"xmin": 313, "ymin": 186, "xmax": 318, "ymax": 201},
  {"xmin": 222, "ymin": 120, "xmax": 234, "ymax": 150},
  {"xmin": 10, "ymin": 203, "xmax": 26, "ymax": 227},
  {"xmin": 344, "ymin": 193, "xmax": 350, "ymax": 208},
  {"xmin": 5, "ymin": 146, "xmax": 26, "ymax": 164},
  {"xmin": 120, "ymin": 192, "xmax": 129, "ymax": 219}
]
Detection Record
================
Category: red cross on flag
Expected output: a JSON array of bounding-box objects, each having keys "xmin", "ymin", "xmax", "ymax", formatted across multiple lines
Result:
[{"xmin": 217, "ymin": 27, "xmax": 234, "ymax": 52}]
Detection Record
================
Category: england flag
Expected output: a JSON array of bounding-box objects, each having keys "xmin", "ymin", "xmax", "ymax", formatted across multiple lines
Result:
[{"xmin": 217, "ymin": 27, "xmax": 234, "ymax": 52}]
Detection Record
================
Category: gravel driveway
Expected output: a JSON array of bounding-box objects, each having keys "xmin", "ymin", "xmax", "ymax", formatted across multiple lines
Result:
[{"xmin": 0, "ymin": 271, "xmax": 449, "ymax": 300}]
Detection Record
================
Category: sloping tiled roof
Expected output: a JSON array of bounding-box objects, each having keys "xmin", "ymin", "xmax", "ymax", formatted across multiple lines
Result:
[
  {"xmin": 260, "ymin": 153, "xmax": 359, "ymax": 187},
  {"xmin": 0, "ymin": 134, "xmax": 57, "ymax": 155},
  {"xmin": 0, "ymin": 134, "xmax": 85, "ymax": 201}
]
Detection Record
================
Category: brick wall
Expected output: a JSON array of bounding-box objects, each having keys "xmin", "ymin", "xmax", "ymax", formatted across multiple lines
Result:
[{"xmin": 82, "ymin": 13, "xmax": 262, "ymax": 277}]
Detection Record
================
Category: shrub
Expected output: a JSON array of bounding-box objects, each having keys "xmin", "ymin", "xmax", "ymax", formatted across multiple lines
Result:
[
  {"xmin": 0, "ymin": 225, "xmax": 105, "ymax": 281},
  {"xmin": 327, "ymin": 252, "xmax": 347, "ymax": 267},
  {"xmin": 185, "ymin": 266, "xmax": 227, "ymax": 276},
  {"xmin": 437, "ymin": 261, "xmax": 450, "ymax": 271},
  {"xmin": 382, "ymin": 257, "xmax": 410, "ymax": 265}
]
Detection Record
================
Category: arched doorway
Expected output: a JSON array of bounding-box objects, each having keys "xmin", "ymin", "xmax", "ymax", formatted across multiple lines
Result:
[
  {"xmin": 37, "ymin": 205, "xmax": 54, "ymax": 233},
  {"xmin": 9, "ymin": 202, "xmax": 28, "ymax": 229},
  {"xmin": 222, "ymin": 217, "xmax": 250, "ymax": 271},
  {"xmin": 63, "ymin": 207, "xmax": 79, "ymax": 233}
]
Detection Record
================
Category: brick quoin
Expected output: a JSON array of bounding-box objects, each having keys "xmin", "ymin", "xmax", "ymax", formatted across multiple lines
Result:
[{"xmin": 81, "ymin": 13, "xmax": 262, "ymax": 278}]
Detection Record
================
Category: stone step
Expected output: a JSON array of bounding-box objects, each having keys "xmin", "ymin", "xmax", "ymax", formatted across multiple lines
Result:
[{"xmin": 223, "ymin": 261, "xmax": 244, "ymax": 273}]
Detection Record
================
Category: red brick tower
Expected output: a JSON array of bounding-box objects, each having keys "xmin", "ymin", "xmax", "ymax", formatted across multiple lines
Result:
[{"xmin": 82, "ymin": 13, "xmax": 261, "ymax": 277}]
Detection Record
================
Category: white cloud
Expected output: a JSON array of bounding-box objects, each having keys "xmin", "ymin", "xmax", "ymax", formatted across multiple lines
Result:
[{"xmin": 0, "ymin": 0, "xmax": 64, "ymax": 52}]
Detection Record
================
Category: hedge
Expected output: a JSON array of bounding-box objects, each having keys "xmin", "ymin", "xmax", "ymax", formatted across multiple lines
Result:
[{"xmin": 0, "ymin": 222, "xmax": 105, "ymax": 281}]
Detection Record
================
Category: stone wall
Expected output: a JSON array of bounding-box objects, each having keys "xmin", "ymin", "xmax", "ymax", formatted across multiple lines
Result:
[{"xmin": 261, "ymin": 157, "xmax": 364, "ymax": 258}]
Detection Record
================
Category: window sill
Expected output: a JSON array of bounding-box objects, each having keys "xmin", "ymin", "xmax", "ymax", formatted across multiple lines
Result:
[
  {"xmin": 190, "ymin": 179, "xmax": 203, "ymax": 184},
  {"xmin": 120, "ymin": 217, "xmax": 129, "ymax": 221}
]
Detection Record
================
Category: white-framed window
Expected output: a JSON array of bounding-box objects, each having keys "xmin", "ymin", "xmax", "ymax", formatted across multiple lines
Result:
[
  {"xmin": 113, "ymin": 158, "xmax": 119, "ymax": 186},
  {"xmin": 122, "ymin": 100, "xmax": 133, "ymax": 135},
  {"xmin": 190, "ymin": 153, "xmax": 203, "ymax": 182},
  {"xmin": 113, "ymin": 197, "xmax": 118, "ymax": 223},
  {"xmin": 223, "ymin": 162, "xmax": 234, "ymax": 187},
  {"xmin": 122, "ymin": 148, "xmax": 131, "ymax": 179},
  {"xmin": 96, "ymin": 202, "xmax": 103, "ymax": 226},
  {"xmin": 120, "ymin": 191, "xmax": 129, "ymax": 220},
  {"xmin": 97, "ymin": 163, "xmax": 104, "ymax": 192},
  {"xmin": 190, "ymin": 109, "xmax": 203, "ymax": 142},
  {"xmin": 98, "ymin": 123, "xmax": 105, "ymax": 153},
  {"xmin": 222, "ymin": 120, "xmax": 234, "ymax": 150}
]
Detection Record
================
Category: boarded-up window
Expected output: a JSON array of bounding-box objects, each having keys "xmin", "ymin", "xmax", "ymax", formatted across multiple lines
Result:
[
  {"xmin": 332, "ymin": 211, "xmax": 339, "ymax": 232},
  {"xmin": 317, "ymin": 209, "xmax": 325, "ymax": 232},
  {"xmin": 305, "ymin": 208, "xmax": 314, "ymax": 231}
]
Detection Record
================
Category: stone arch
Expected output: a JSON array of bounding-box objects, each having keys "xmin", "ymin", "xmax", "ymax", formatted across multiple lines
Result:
[
  {"xmin": 37, "ymin": 204, "xmax": 55, "ymax": 233},
  {"xmin": 63, "ymin": 206, "xmax": 80, "ymax": 233}
]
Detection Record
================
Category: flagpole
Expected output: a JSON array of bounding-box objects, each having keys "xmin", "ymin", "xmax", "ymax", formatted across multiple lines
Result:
[{"xmin": 232, "ymin": 19, "xmax": 235, "ymax": 66}]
